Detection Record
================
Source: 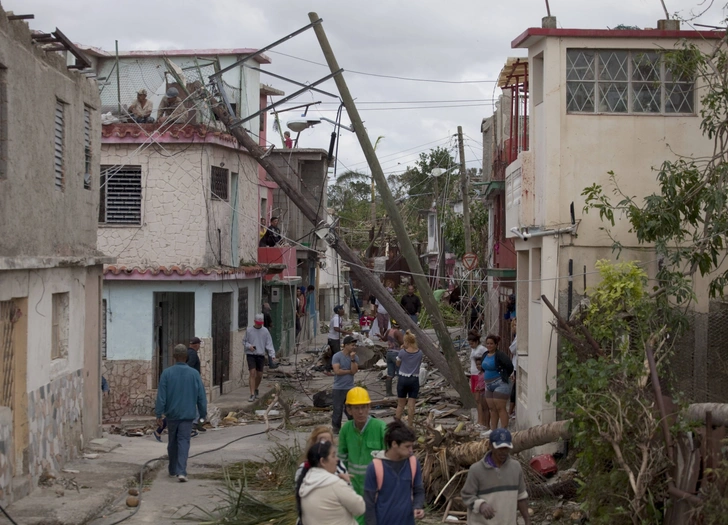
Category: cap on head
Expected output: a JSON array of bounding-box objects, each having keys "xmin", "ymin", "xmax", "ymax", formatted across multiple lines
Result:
[
  {"xmin": 254, "ymin": 313, "xmax": 264, "ymax": 325},
  {"xmin": 190, "ymin": 337, "xmax": 202, "ymax": 345},
  {"xmin": 166, "ymin": 87, "xmax": 179, "ymax": 98},
  {"xmin": 345, "ymin": 386, "xmax": 371, "ymax": 405},
  {"xmin": 137, "ymin": 88, "xmax": 147, "ymax": 96},
  {"xmin": 489, "ymin": 428, "xmax": 513, "ymax": 449},
  {"xmin": 390, "ymin": 318, "xmax": 398, "ymax": 327},
  {"xmin": 343, "ymin": 335, "xmax": 357, "ymax": 345}
]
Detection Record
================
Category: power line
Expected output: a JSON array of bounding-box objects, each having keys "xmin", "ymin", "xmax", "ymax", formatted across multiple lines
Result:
[
  {"xmin": 268, "ymin": 50, "xmax": 497, "ymax": 84},
  {"xmin": 279, "ymin": 98, "xmax": 496, "ymax": 105},
  {"xmin": 297, "ymin": 103, "xmax": 493, "ymax": 112}
]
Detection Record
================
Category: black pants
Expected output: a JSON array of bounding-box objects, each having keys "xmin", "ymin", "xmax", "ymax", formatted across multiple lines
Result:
[
  {"xmin": 326, "ymin": 339, "xmax": 340, "ymax": 371},
  {"xmin": 332, "ymin": 388, "xmax": 352, "ymax": 432}
]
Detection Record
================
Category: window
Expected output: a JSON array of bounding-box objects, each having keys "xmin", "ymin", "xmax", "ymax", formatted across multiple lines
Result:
[
  {"xmin": 101, "ymin": 299, "xmax": 107, "ymax": 359},
  {"xmin": 211, "ymin": 166, "xmax": 229, "ymax": 200},
  {"xmin": 51, "ymin": 292, "xmax": 69, "ymax": 360},
  {"xmin": 83, "ymin": 107, "xmax": 92, "ymax": 190},
  {"xmin": 238, "ymin": 287, "xmax": 249, "ymax": 329},
  {"xmin": 566, "ymin": 49, "xmax": 694, "ymax": 114},
  {"xmin": 99, "ymin": 165, "xmax": 142, "ymax": 225},
  {"xmin": 54, "ymin": 99, "xmax": 65, "ymax": 191}
]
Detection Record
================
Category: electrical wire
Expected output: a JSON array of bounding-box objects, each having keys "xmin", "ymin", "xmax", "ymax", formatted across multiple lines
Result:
[
  {"xmin": 268, "ymin": 50, "xmax": 497, "ymax": 84},
  {"xmin": 0, "ymin": 504, "xmax": 18, "ymax": 525},
  {"xmin": 104, "ymin": 428, "xmax": 270, "ymax": 525}
]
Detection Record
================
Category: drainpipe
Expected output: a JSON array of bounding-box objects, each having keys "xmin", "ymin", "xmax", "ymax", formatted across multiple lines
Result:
[{"xmin": 509, "ymin": 224, "xmax": 577, "ymax": 240}]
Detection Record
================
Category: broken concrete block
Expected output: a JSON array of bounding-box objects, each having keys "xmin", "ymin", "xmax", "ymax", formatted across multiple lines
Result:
[{"xmin": 86, "ymin": 438, "xmax": 120, "ymax": 453}]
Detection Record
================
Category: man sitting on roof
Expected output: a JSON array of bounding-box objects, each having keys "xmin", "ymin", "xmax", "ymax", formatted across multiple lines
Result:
[
  {"xmin": 157, "ymin": 87, "xmax": 188, "ymax": 125},
  {"xmin": 128, "ymin": 88, "xmax": 154, "ymax": 123}
]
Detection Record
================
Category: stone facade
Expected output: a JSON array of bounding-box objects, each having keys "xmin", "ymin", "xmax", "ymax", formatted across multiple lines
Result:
[
  {"xmin": 102, "ymin": 360, "xmax": 153, "ymax": 423},
  {"xmin": 27, "ymin": 370, "xmax": 84, "ymax": 485}
]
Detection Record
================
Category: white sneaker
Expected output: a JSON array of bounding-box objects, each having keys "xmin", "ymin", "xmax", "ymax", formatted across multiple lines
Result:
[
  {"xmin": 178, "ymin": 475, "xmax": 188, "ymax": 482},
  {"xmin": 248, "ymin": 395, "xmax": 255, "ymax": 402},
  {"xmin": 480, "ymin": 430, "xmax": 492, "ymax": 438}
]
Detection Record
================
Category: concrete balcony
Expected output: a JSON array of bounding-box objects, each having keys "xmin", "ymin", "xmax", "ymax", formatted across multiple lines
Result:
[
  {"xmin": 258, "ymin": 246, "xmax": 297, "ymax": 282},
  {"xmin": 505, "ymin": 151, "xmax": 534, "ymax": 237}
]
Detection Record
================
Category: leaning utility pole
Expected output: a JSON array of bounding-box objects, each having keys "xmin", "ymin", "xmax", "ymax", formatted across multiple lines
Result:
[
  {"xmin": 457, "ymin": 126, "xmax": 473, "ymax": 298},
  {"xmin": 308, "ymin": 12, "xmax": 473, "ymax": 406},
  {"xmin": 207, "ymin": 87, "xmax": 471, "ymax": 405}
]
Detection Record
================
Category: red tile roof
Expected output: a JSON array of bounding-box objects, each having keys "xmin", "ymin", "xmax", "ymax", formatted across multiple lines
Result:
[{"xmin": 104, "ymin": 265, "xmax": 264, "ymax": 279}]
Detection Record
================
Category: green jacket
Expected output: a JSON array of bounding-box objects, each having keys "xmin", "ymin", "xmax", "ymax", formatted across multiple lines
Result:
[{"xmin": 338, "ymin": 416, "xmax": 387, "ymax": 499}]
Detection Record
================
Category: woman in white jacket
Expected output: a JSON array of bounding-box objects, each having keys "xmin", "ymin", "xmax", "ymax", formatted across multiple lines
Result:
[{"xmin": 296, "ymin": 441, "xmax": 365, "ymax": 525}]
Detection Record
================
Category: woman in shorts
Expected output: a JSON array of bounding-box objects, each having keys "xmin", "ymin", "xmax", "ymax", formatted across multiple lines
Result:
[
  {"xmin": 481, "ymin": 334, "xmax": 514, "ymax": 430},
  {"xmin": 395, "ymin": 331, "xmax": 423, "ymax": 427}
]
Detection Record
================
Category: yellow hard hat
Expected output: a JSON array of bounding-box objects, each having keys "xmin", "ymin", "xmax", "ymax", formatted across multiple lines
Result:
[{"xmin": 345, "ymin": 386, "xmax": 371, "ymax": 405}]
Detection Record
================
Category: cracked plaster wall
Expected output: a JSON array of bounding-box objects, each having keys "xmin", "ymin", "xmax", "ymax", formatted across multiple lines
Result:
[{"xmin": 98, "ymin": 143, "xmax": 259, "ymax": 269}]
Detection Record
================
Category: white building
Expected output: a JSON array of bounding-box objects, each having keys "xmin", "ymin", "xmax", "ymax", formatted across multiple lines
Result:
[{"xmin": 503, "ymin": 20, "xmax": 722, "ymax": 440}]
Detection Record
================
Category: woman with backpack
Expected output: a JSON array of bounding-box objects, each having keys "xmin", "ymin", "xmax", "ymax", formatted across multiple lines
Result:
[
  {"xmin": 481, "ymin": 334, "xmax": 514, "ymax": 430},
  {"xmin": 297, "ymin": 441, "xmax": 364, "ymax": 525}
]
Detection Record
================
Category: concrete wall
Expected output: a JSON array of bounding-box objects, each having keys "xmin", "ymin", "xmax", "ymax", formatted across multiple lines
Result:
[
  {"xmin": 0, "ymin": 265, "xmax": 102, "ymax": 501},
  {"xmin": 0, "ymin": 12, "xmax": 101, "ymax": 258},
  {"xmin": 101, "ymin": 276, "xmax": 260, "ymax": 419},
  {"xmin": 98, "ymin": 142, "xmax": 259, "ymax": 268}
]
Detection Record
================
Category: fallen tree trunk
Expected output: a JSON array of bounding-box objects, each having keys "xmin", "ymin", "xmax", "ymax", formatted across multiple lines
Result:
[
  {"xmin": 686, "ymin": 403, "xmax": 728, "ymax": 426},
  {"xmin": 449, "ymin": 420, "xmax": 572, "ymax": 467}
]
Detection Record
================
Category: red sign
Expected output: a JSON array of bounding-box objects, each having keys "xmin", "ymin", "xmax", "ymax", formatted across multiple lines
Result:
[{"xmin": 462, "ymin": 252, "xmax": 478, "ymax": 270}]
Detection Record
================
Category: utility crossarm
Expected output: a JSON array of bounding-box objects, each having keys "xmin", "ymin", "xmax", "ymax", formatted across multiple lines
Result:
[{"xmin": 210, "ymin": 18, "xmax": 323, "ymax": 79}]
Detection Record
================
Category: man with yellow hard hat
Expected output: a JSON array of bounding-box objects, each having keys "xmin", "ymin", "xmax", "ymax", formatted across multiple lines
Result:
[{"xmin": 337, "ymin": 386, "xmax": 386, "ymax": 524}]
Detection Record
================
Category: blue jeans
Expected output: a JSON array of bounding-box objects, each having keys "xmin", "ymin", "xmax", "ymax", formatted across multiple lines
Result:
[
  {"xmin": 386, "ymin": 350, "xmax": 399, "ymax": 378},
  {"xmin": 409, "ymin": 314, "xmax": 419, "ymax": 325},
  {"xmin": 167, "ymin": 419, "xmax": 193, "ymax": 476}
]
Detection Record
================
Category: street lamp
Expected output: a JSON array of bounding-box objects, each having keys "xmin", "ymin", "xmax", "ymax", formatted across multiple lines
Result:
[{"xmin": 286, "ymin": 116, "xmax": 354, "ymax": 133}]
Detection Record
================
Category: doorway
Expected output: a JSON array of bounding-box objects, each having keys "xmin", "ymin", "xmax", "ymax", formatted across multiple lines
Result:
[
  {"xmin": 153, "ymin": 292, "xmax": 195, "ymax": 386},
  {"xmin": 211, "ymin": 292, "xmax": 232, "ymax": 394}
]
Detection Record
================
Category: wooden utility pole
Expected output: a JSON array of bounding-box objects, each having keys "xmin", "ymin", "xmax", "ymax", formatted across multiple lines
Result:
[
  {"xmin": 207, "ymin": 87, "xmax": 470, "ymax": 403},
  {"xmin": 457, "ymin": 126, "xmax": 473, "ymax": 298},
  {"xmin": 308, "ymin": 12, "xmax": 474, "ymax": 406}
]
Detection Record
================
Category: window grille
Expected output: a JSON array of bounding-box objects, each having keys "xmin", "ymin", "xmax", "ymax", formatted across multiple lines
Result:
[
  {"xmin": 566, "ymin": 49, "xmax": 694, "ymax": 115},
  {"xmin": 84, "ymin": 107, "xmax": 92, "ymax": 190},
  {"xmin": 54, "ymin": 100, "xmax": 65, "ymax": 191},
  {"xmin": 211, "ymin": 166, "xmax": 229, "ymax": 201},
  {"xmin": 238, "ymin": 287, "xmax": 248, "ymax": 329},
  {"xmin": 99, "ymin": 165, "xmax": 142, "ymax": 225},
  {"xmin": 101, "ymin": 299, "xmax": 107, "ymax": 359}
]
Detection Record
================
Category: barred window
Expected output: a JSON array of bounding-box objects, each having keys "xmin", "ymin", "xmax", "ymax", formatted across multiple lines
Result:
[
  {"xmin": 83, "ymin": 106, "xmax": 92, "ymax": 190},
  {"xmin": 566, "ymin": 49, "xmax": 694, "ymax": 115},
  {"xmin": 99, "ymin": 165, "xmax": 142, "ymax": 225},
  {"xmin": 54, "ymin": 99, "xmax": 65, "ymax": 191},
  {"xmin": 211, "ymin": 166, "xmax": 229, "ymax": 201}
]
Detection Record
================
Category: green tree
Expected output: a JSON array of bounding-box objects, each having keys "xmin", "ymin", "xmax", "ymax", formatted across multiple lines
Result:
[{"xmin": 442, "ymin": 200, "xmax": 488, "ymax": 260}]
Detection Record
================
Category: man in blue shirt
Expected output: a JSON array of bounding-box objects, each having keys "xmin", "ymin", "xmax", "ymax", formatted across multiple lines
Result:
[
  {"xmin": 331, "ymin": 335, "xmax": 359, "ymax": 434},
  {"xmin": 364, "ymin": 420, "xmax": 425, "ymax": 525},
  {"xmin": 155, "ymin": 344, "xmax": 207, "ymax": 482}
]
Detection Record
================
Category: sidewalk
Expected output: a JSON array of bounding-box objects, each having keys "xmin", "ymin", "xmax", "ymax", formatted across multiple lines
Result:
[{"xmin": 3, "ymin": 423, "xmax": 305, "ymax": 525}]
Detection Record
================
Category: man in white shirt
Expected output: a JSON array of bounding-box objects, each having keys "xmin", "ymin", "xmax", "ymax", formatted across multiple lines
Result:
[
  {"xmin": 326, "ymin": 305, "xmax": 351, "ymax": 374},
  {"xmin": 243, "ymin": 314, "xmax": 277, "ymax": 402}
]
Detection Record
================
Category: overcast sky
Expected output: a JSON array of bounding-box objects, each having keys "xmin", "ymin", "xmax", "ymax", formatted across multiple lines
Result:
[{"xmin": 10, "ymin": 0, "xmax": 726, "ymax": 184}]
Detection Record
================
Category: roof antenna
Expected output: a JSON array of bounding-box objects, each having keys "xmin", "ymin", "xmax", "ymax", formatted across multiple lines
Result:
[
  {"xmin": 545, "ymin": 0, "xmax": 551, "ymax": 17},
  {"xmin": 660, "ymin": 0, "xmax": 670, "ymax": 19}
]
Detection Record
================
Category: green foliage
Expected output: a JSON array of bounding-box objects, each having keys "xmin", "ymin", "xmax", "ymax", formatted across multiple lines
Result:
[
  {"xmin": 551, "ymin": 261, "xmax": 670, "ymax": 524},
  {"xmin": 442, "ymin": 200, "xmax": 488, "ymax": 260},
  {"xmin": 696, "ymin": 439, "xmax": 728, "ymax": 524}
]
